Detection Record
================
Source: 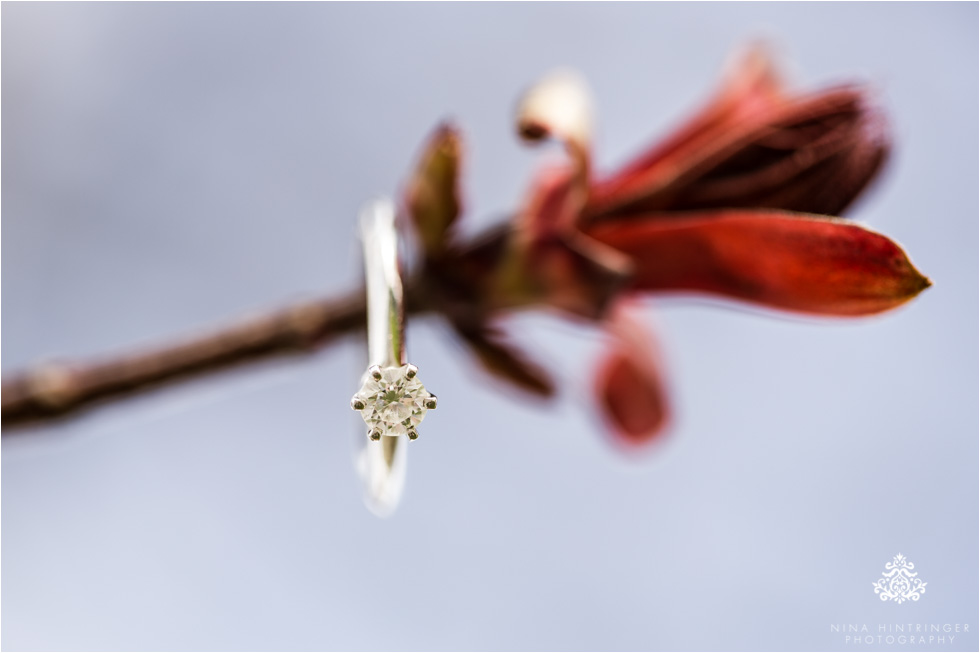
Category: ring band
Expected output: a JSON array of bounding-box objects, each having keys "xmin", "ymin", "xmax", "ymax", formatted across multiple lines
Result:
[
  {"xmin": 350, "ymin": 199, "xmax": 436, "ymax": 514},
  {"xmin": 362, "ymin": 197, "xmax": 405, "ymax": 373}
]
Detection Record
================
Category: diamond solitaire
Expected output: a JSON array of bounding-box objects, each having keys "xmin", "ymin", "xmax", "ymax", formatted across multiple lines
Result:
[{"xmin": 351, "ymin": 364, "xmax": 437, "ymax": 441}]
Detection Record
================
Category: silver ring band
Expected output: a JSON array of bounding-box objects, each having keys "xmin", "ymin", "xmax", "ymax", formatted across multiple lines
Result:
[
  {"xmin": 361, "ymin": 199, "xmax": 405, "ymax": 370},
  {"xmin": 350, "ymin": 199, "xmax": 436, "ymax": 515}
]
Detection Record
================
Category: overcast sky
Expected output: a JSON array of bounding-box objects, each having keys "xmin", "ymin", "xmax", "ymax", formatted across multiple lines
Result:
[{"xmin": 3, "ymin": 3, "xmax": 977, "ymax": 651}]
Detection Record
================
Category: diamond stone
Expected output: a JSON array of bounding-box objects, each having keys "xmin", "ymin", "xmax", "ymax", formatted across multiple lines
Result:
[{"xmin": 352, "ymin": 364, "xmax": 433, "ymax": 437}]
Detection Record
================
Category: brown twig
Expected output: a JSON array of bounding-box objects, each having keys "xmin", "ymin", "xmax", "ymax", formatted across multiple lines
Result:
[
  {"xmin": 0, "ymin": 220, "xmax": 512, "ymax": 433},
  {"xmin": 2, "ymin": 291, "xmax": 371, "ymax": 430}
]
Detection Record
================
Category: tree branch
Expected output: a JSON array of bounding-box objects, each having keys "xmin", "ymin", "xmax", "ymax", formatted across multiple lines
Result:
[{"xmin": 2, "ymin": 291, "xmax": 369, "ymax": 430}]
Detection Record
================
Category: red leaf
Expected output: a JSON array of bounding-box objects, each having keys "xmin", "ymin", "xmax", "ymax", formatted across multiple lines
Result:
[
  {"xmin": 594, "ymin": 302, "xmax": 670, "ymax": 447},
  {"xmin": 585, "ymin": 45, "xmax": 784, "ymax": 217},
  {"xmin": 586, "ymin": 49, "xmax": 889, "ymax": 220},
  {"xmin": 586, "ymin": 210, "xmax": 931, "ymax": 316}
]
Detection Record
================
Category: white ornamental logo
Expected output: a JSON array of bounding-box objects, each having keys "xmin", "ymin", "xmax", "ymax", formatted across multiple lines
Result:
[{"xmin": 872, "ymin": 553, "xmax": 927, "ymax": 603}]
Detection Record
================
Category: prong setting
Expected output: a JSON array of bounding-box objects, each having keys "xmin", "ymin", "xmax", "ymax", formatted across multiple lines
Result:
[{"xmin": 352, "ymin": 363, "xmax": 435, "ymax": 439}]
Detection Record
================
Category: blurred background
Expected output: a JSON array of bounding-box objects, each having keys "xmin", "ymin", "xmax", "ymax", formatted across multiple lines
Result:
[{"xmin": 2, "ymin": 3, "xmax": 977, "ymax": 651}]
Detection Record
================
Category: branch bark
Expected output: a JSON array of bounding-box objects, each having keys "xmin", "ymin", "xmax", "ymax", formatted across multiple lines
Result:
[{"xmin": 2, "ymin": 291, "xmax": 369, "ymax": 430}]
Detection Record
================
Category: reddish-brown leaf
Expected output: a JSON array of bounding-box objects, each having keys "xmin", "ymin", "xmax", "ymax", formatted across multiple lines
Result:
[
  {"xmin": 516, "ymin": 165, "xmax": 583, "ymax": 238},
  {"xmin": 584, "ymin": 45, "xmax": 784, "ymax": 218},
  {"xmin": 404, "ymin": 123, "xmax": 463, "ymax": 256},
  {"xmin": 586, "ymin": 210, "xmax": 931, "ymax": 316},
  {"xmin": 471, "ymin": 230, "xmax": 631, "ymax": 320},
  {"xmin": 478, "ymin": 166, "xmax": 634, "ymax": 319},
  {"xmin": 594, "ymin": 301, "xmax": 670, "ymax": 447},
  {"xmin": 585, "ymin": 51, "xmax": 889, "ymax": 221},
  {"xmin": 453, "ymin": 322, "xmax": 555, "ymax": 397}
]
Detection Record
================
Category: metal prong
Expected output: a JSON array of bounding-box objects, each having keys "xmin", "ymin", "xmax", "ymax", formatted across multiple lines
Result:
[
  {"xmin": 405, "ymin": 364, "xmax": 418, "ymax": 379},
  {"xmin": 424, "ymin": 395, "xmax": 437, "ymax": 410},
  {"xmin": 351, "ymin": 396, "xmax": 366, "ymax": 411},
  {"xmin": 407, "ymin": 429, "xmax": 419, "ymax": 441},
  {"xmin": 369, "ymin": 365, "xmax": 383, "ymax": 381},
  {"xmin": 368, "ymin": 429, "xmax": 382, "ymax": 441}
]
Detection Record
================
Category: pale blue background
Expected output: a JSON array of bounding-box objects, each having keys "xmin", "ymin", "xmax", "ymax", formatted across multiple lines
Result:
[{"xmin": 3, "ymin": 3, "xmax": 977, "ymax": 651}]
